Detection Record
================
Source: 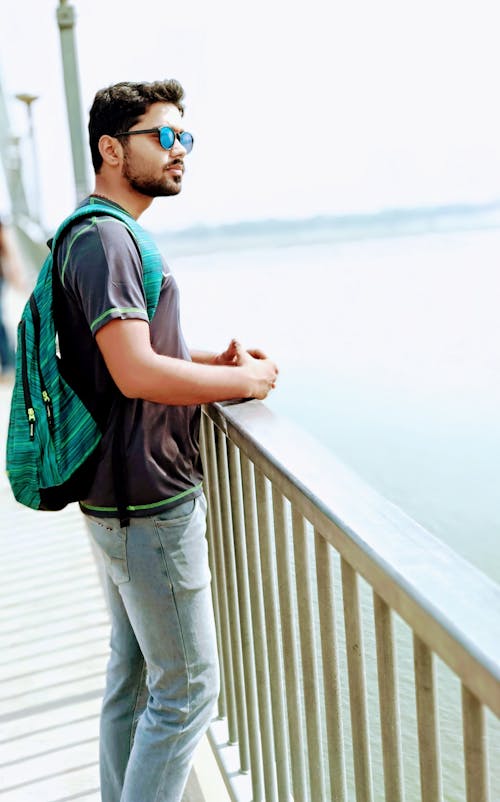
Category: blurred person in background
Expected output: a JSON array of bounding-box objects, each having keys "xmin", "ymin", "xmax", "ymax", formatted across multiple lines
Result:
[{"xmin": 0, "ymin": 218, "xmax": 27, "ymax": 379}]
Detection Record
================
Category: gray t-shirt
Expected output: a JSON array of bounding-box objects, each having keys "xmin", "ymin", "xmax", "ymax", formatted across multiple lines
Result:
[{"xmin": 54, "ymin": 197, "xmax": 202, "ymax": 518}]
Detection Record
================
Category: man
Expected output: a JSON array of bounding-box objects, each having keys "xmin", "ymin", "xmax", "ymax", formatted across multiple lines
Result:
[{"xmin": 55, "ymin": 79, "xmax": 278, "ymax": 802}]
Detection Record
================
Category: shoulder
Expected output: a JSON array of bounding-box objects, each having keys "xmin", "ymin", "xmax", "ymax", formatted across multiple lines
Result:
[
  {"xmin": 59, "ymin": 214, "xmax": 138, "ymax": 256},
  {"xmin": 57, "ymin": 214, "xmax": 141, "ymax": 288}
]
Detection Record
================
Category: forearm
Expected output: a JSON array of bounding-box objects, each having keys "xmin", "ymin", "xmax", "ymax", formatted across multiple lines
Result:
[
  {"xmin": 96, "ymin": 321, "xmax": 276, "ymax": 404},
  {"xmin": 118, "ymin": 352, "xmax": 253, "ymax": 405},
  {"xmin": 190, "ymin": 349, "xmax": 217, "ymax": 365}
]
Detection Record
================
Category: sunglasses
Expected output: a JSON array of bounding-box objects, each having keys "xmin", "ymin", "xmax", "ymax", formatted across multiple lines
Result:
[{"xmin": 114, "ymin": 126, "xmax": 194, "ymax": 154}]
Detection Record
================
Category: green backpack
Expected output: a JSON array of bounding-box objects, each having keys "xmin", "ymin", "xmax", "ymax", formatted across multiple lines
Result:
[{"xmin": 6, "ymin": 202, "xmax": 163, "ymax": 516}]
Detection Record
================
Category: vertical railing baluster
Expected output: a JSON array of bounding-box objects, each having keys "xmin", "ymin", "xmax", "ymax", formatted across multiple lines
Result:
[
  {"xmin": 203, "ymin": 416, "xmax": 234, "ymax": 727},
  {"xmin": 227, "ymin": 441, "xmax": 264, "ymax": 800},
  {"xmin": 315, "ymin": 530, "xmax": 347, "ymax": 802},
  {"xmin": 292, "ymin": 506, "xmax": 327, "ymax": 801},
  {"xmin": 413, "ymin": 635, "xmax": 443, "ymax": 802},
  {"xmin": 462, "ymin": 685, "xmax": 490, "ymax": 802},
  {"xmin": 216, "ymin": 427, "xmax": 250, "ymax": 771},
  {"xmin": 373, "ymin": 591, "xmax": 404, "ymax": 802},
  {"xmin": 272, "ymin": 486, "xmax": 309, "ymax": 802},
  {"xmin": 200, "ymin": 413, "xmax": 226, "ymax": 718},
  {"xmin": 240, "ymin": 455, "xmax": 280, "ymax": 801},
  {"xmin": 254, "ymin": 467, "xmax": 292, "ymax": 801},
  {"xmin": 341, "ymin": 558, "xmax": 374, "ymax": 802}
]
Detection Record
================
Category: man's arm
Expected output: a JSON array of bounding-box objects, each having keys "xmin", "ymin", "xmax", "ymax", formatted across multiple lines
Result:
[
  {"xmin": 190, "ymin": 349, "xmax": 218, "ymax": 366},
  {"xmin": 96, "ymin": 321, "xmax": 278, "ymax": 405}
]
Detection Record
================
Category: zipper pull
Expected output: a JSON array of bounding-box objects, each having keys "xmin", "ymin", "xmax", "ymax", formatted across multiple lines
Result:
[
  {"xmin": 42, "ymin": 390, "xmax": 54, "ymax": 429},
  {"xmin": 27, "ymin": 407, "xmax": 36, "ymax": 440}
]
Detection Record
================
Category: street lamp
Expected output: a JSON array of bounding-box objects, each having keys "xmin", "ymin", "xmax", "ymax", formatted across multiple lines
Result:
[
  {"xmin": 56, "ymin": 0, "xmax": 90, "ymax": 202},
  {"xmin": 15, "ymin": 92, "xmax": 41, "ymax": 225}
]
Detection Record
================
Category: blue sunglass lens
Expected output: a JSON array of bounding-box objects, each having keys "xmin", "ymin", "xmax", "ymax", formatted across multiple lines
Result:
[
  {"xmin": 159, "ymin": 127, "xmax": 176, "ymax": 149},
  {"xmin": 179, "ymin": 132, "xmax": 194, "ymax": 153},
  {"xmin": 158, "ymin": 128, "xmax": 194, "ymax": 153}
]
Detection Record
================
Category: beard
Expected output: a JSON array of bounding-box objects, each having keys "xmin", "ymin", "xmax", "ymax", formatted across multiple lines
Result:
[{"xmin": 121, "ymin": 157, "xmax": 182, "ymax": 197}]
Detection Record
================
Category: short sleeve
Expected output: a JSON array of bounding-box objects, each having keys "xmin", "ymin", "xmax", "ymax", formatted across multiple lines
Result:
[{"xmin": 59, "ymin": 216, "xmax": 149, "ymax": 336}]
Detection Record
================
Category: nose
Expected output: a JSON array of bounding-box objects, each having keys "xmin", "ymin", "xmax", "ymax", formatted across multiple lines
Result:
[{"xmin": 170, "ymin": 134, "xmax": 187, "ymax": 158}]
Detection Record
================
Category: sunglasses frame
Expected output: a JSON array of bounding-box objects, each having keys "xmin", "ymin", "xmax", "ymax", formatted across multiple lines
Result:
[{"xmin": 114, "ymin": 126, "xmax": 194, "ymax": 153}]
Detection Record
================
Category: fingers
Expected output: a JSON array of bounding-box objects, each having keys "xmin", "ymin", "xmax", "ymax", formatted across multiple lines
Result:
[
  {"xmin": 247, "ymin": 348, "xmax": 268, "ymax": 360},
  {"xmin": 217, "ymin": 339, "xmax": 240, "ymax": 366},
  {"xmin": 224, "ymin": 341, "xmax": 279, "ymax": 386}
]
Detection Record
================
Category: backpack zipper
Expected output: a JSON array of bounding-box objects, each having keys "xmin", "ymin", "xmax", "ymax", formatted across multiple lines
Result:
[
  {"xmin": 20, "ymin": 319, "xmax": 36, "ymax": 440},
  {"xmin": 29, "ymin": 296, "xmax": 54, "ymax": 430}
]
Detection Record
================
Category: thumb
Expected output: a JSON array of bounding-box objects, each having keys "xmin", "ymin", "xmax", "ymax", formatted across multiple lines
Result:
[{"xmin": 231, "ymin": 339, "xmax": 245, "ymax": 356}]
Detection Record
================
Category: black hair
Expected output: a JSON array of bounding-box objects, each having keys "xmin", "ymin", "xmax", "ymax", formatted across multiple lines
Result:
[{"xmin": 88, "ymin": 79, "xmax": 185, "ymax": 172}]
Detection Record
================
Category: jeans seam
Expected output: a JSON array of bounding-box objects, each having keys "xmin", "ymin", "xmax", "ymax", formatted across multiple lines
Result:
[
  {"xmin": 129, "ymin": 657, "xmax": 147, "ymax": 754},
  {"xmin": 153, "ymin": 524, "xmax": 193, "ymax": 724},
  {"xmin": 152, "ymin": 524, "xmax": 193, "ymax": 802}
]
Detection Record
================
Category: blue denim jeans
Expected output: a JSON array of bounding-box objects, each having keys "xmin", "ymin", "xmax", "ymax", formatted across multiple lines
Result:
[{"xmin": 84, "ymin": 493, "xmax": 219, "ymax": 802}]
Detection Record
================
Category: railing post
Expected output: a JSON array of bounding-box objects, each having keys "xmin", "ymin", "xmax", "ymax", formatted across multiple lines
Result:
[
  {"xmin": 254, "ymin": 468, "xmax": 292, "ymax": 801},
  {"xmin": 200, "ymin": 414, "xmax": 227, "ymax": 719},
  {"xmin": 240, "ymin": 456, "xmax": 281, "ymax": 801},
  {"xmin": 292, "ymin": 507, "xmax": 328, "ymax": 800},
  {"xmin": 272, "ymin": 487, "xmax": 309, "ymax": 801},
  {"xmin": 341, "ymin": 558, "xmax": 374, "ymax": 802},
  {"xmin": 203, "ymin": 416, "xmax": 237, "ymax": 731},
  {"xmin": 227, "ymin": 441, "xmax": 264, "ymax": 800},
  {"xmin": 462, "ymin": 686, "xmax": 490, "ymax": 802},
  {"xmin": 414, "ymin": 635, "xmax": 443, "ymax": 802},
  {"xmin": 216, "ymin": 428, "xmax": 250, "ymax": 771},
  {"xmin": 373, "ymin": 592, "xmax": 404, "ymax": 802},
  {"xmin": 315, "ymin": 531, "xmax": 348, "ymax": 802}
]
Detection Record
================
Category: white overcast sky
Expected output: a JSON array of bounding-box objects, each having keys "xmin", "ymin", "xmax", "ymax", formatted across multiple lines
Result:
[{"xmin": 1, "ymin": 0, "xmax": 500, "ymax": 232}]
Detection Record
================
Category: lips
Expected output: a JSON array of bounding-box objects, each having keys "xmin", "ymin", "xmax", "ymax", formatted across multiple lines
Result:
[{"xmin": 166, "ymin": 161, "xmax": 184, "ymax": 175}]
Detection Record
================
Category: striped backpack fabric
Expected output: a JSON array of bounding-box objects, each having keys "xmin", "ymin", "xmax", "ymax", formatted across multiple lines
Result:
[{"xmin": 6, "ymin": 202, "xmax": 163, "ymax": 512}]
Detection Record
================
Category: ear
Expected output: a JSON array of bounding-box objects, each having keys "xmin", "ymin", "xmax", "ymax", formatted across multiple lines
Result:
[{"xmin": 98, "ymin": 134, "xmax": 123, "ymax": 167}]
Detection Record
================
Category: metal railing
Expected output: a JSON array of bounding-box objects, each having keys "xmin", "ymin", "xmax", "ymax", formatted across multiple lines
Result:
[{"xmin": 200, "ymin": 400, "xmax": 500, "ymax": 802}]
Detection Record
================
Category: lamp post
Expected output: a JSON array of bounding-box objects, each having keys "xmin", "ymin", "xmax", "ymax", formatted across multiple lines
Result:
[
  {"xmin": 15, "ymin": 92, "xmax": 41, "ymax": 225},
  {"xmin": 56, "ymin": 0, "xmax": 89, "ymax": 202},
  {"xmin": 0, "ymin": 74, "xmax": 30, "ymax": 223}
]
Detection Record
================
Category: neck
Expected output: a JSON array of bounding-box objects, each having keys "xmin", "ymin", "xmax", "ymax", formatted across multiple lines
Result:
[
  {"xmin": 91, "ymin": 192, "xmax": 118, "ymax": 205},
  {"xmin": 92, "ymin": 179, "xmax": 153, "ymax": 220}
]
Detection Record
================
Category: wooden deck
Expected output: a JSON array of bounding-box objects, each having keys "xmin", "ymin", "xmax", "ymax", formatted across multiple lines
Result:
[
  {"xmin": 0, "ymin": 384, "xmax": 217, "ymax": 801},
  {"xmin": 0, "ymin": 463, "xmax": 105, "ymax": 800}
]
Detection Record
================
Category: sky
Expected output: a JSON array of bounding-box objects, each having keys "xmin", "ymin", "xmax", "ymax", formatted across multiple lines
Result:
[{"xmin": 1, "ymin": 0, "xmax": 500, "ymax": 233}]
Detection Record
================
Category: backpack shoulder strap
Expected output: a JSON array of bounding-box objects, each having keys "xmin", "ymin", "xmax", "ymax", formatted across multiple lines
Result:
[{"xmin": 51, "ymin": 202, "xmax": 163, "ymax": 321}]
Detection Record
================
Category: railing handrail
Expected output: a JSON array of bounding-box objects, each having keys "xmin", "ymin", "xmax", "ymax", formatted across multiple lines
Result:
[{"xmin": 204, "ymin": 400, "xmax": 500, "ymax": 717}]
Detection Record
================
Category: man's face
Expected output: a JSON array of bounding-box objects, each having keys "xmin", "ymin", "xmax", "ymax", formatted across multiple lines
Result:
[{"xmin": 120, "ymin": 102, "xmax": 188, "ymax": 197}]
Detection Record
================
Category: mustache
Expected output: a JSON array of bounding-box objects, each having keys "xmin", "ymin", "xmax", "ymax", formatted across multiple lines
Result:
[{"xmin": 166, "ymin": 158, "xmax": 184, "ymax": 172}]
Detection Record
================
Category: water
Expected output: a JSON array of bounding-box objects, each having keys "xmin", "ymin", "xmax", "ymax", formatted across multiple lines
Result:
[
  {"xmin": 173, "ymin": 224, "xmax": 500, "ymax": 585},
  {"xmin": 173, "ymin": 222, "xmax": 500, "ymax": 800}
]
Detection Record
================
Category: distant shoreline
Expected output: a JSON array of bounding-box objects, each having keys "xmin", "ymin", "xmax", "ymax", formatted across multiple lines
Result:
[{"xmin": 158, "ymin": 200, "xmax": 500, "ymax": 257}]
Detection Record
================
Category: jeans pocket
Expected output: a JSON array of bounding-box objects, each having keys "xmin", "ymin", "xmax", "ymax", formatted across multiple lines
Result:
[
  {"xmin": 154, "ymin": 497, "xmax": 210, "ymax": 592},
  {"xmin": 85, "ymin": 516, "xmax": 130, "ymax": 585},
  {"xmin": 153, "ymin": 498, "xmax": 196, "ymax": 527}
]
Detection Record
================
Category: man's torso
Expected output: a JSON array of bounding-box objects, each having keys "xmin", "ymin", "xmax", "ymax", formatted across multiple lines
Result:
[{"xmin": 54, "ymin": 198, "xmax": 202, "ymax": 517}]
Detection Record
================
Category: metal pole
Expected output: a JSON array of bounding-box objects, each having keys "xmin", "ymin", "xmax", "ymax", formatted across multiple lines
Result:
[
  {"xmin": 56, "ymin": 0, "xmax": 90, "ymax": 202},
  {"xmin": 15, "ymin": 94, "xmax": 41, "ymax": 225},
  {"xmin": 0, "ymin": 72, "xmax": 30, "ymax": 223},
  {"xmin": 3, "ymin": 137, "xmax": 30, "ymax": 224}
]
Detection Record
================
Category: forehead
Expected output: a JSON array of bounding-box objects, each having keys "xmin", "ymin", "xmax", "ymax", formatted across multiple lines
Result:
[{"xmin": 137, "ymin": 102, "xmax": 184, "ymax": 131}]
